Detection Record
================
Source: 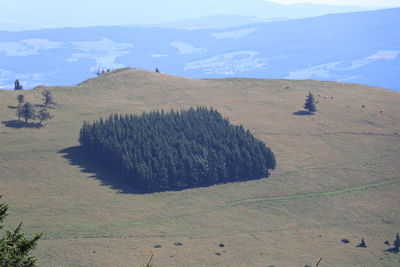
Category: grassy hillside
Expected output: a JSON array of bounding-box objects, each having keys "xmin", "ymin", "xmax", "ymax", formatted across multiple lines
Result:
[{"xmin": 0, "ymin": 69, "xmax": 399, "ymax": 266}]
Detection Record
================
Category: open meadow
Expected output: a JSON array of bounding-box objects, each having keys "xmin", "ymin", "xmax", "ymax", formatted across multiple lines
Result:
[{"xmin": 0, "ymin": 69, "xmax": 399, "ymax": 266}]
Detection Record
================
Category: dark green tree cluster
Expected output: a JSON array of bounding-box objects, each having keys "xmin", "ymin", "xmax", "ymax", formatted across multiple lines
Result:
[
  {"xmin": 0, "ymin": 195, "xmax": 41, "ymax": 267},
  {"xmin": 79, "ymin": 107, "xmax": 276, "ymax": 191}
]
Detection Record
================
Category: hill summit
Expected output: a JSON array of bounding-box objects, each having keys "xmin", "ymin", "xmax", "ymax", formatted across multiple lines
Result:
[{"xmin": 0, "ymin": 70, "xmax": 399, "ymax": 266}]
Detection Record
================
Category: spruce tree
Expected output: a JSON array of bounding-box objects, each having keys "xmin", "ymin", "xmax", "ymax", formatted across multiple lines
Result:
[
  {"xmin": 14, "ymin": 80, "xmax": 23, "ymax": 90},
  {"xmin": 0, "ymin": 198, "xmax": 7, "ymax": 228},
  {"xmin": 16, "ymin": 95, "xmax": 25, "ymax": 121},
  {"xmin": 0, "ymin": 195, "xmax": 41, "ymax": 267},
  {"xmin": 79, "ymin": 107, "xmax": 276, "ymax": 191},
  {"xmin": 394, "ymin": 233, "xmax": 400, "ymax": 252},
  {"xmin": 42, "ymin": 90, "xmax": 54, "ymax": 107},
  {"xmin": 21, "ymin": 103, "xmax": 36, "ymax": 123},
  {"xmin": 37, "ymin": 108, "xmax": 53, "ymax": 126},
  {"xmin": 17, "ymin": 94, "xmax": 24, "ymax": 108},
  {"xmin": 16, "ymin": 108, "xmax": 23, "ymax": 122},
  {"xmin": 304, "ymin": 91, "xmax": 317, "ymax": 113}
]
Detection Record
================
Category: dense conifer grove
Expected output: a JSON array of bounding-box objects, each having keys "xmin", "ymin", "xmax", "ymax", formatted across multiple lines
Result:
[{"xmin": 79, "ymin": 107, "xmax": 276, "ymax": 191}]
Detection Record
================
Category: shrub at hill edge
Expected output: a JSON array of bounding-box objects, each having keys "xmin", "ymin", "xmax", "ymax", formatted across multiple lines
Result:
[{"xmin": 79, "ymin": 107, "xmax": 276, "ymax": 191}]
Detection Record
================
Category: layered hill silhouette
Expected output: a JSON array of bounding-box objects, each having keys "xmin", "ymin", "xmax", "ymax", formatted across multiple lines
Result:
[
  {"xmin": 0, "ymin": 0, "xmax": 376, "ymax": 31},
  {"xmin": 0, "ymin": 70, "xmax": 399, "ymax": 266},
  {"xmin": 0, "ymin": 8, "xmax": 399, "ymax": 91}
]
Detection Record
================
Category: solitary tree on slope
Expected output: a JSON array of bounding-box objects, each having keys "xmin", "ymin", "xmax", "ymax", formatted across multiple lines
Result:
[
  {"xmin": 304, "ymin": 91, "xmax": 317, "ymax": 114},
  {"xmin": 42, "ymin": 90, "xmax": 55, "ymax": 107},
  {"xmin": 21, "ymin": 102, "xmax": 36, "ymax": 123},
  {"xmin": 37, "ymin": 108, "xmax": 53, "ymax": 126},
  {"xmin": 394, "ymin": 233, "xmax": 400, "ymax": 252},
  {"xmin": 16, "ymin": 94, "xmax": 25, "ymax": 121}
]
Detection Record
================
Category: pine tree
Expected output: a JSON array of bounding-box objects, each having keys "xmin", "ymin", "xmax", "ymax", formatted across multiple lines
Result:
[
  {"xmin": 0, "ymin": 198, "xmax": 7, "ymax": 228},
  {"xmin": 37, "ymin": 108, "xmax": 53, "ymax": 126},
  {"xmin": 14, "ymin": 80, "xmax": 23, "ymax": 90},
  {"xmin": 16, "ymin": 108, "xmax": 23, "ymax": 122},
  {"xmin": 0, "ymin": 195, "xmax": 41, "ymax": 267},
  {"xmin": 394, "ymin": 233, "xmax": 400, "ymax": 252},
  {"xmin": 42, "ymin": 90, "xmax": 54, "ymax": 107},
  {"xmin": 79, "ymin": 107, "xmax": 276, "ymax": 191},
  {"xmin": 17, "ymin": 94, "xmax": 24, "ymax": 107},
  {"xmin": 21, "ymin": 103, "xmax": 36, "ymax": 123},
  {"xmin": 304, "ymin": 91, "xmax": 317, "ymax": 113},
  {"xmin": 16, "ymin": 95, "xmax": 25, "ymax": 121}
]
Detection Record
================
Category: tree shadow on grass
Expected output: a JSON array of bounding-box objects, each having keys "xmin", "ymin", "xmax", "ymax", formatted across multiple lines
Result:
[
  {"xmin": 292, "ymin": 110, "xmax": 314, "ymax": 116},
  {"xmin": 58, "ymin": 146, "xmax": 149, "ymax": 194},
  {"xmin": 385, "ymin": 247, "xmax": 399, "ymax": 254},
  {"xmin": 2, "ymin": 120, "xmax": 43, "ymax": 129},
  {"xmin": 35, "ymin": 104, "xmax": 57, "ymax": 109},
  {"xmin": 8, "ymin": 105, "xmax": 17, "ymax": 109},
  {"xmin": 58, "ymin": 146, "xmax": 267, "ymax": 195}
]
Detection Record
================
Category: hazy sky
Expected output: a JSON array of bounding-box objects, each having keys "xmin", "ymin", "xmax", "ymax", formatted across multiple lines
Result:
[
  {"xmin": 270, "ymin": 0, "xmax": 399, "ymax": 6},
  {"xmin": 0, "ymin": 0, "xmax": 398, "ymax": 30},
  {"xmin": 2, "ymin": 0, "xmax": 396, "ymax": 9}
]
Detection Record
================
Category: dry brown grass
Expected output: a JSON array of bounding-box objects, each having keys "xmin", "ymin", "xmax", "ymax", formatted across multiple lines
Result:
[{"xmin": 0, "ymin": 69, "xmax": 399, "ymax": 266}]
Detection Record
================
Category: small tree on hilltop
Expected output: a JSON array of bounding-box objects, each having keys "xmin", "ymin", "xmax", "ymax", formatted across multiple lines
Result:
[
  {"xmin": 16, "ymin": 94, "xmax": 25, "ymax": 121},
  {"xmin": 0, "ymin": 195, "xmax": 41, "ymax": 266},
  {"xmin": 42, "ymin": 90, "xmax": 55, "ymax": 107},
  {"xmin": 21, "ymin": 102, "xmax": 36, "ymax": 123},
  {"xmin": 37, "ymin": 108, "xmax": 53, "ymax": 126},
  {"xmin": 14, "ymin": 79, "xmax": 23, "ymax": 90},
  {"xmin": 304, "ymin": 91, "xmax": 317, "ymax": 113}
]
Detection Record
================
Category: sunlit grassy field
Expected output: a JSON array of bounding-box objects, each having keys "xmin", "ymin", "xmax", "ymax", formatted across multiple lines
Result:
[{"xmin": 0, "ymin": 69, "xmax": 399, "ymax": 266}]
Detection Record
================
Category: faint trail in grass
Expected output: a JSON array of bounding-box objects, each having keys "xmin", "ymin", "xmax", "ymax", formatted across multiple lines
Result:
[
  {"xmin": 261, "ymin": 131, "xmax": 400, "ymax": 137},
  {"xmin": 322, "ymin": 132, "xmax": 400, "ymax": 137},
  {"xmin": 224, "ymin": 178, "xmax": 400, "ymax": 207},
  {"xmin": 40, "ymin": 178, "xmax": 400, "ymax": 241},
  {"xmin": 274, "ymin": 153, "xmax": 394, "ymax": 176}
]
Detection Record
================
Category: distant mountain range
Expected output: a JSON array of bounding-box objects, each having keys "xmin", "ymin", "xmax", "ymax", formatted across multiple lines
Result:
[
  {"xmin": 0, "ymin": 8, "xmax": 399, "ymax": 91},
  {"xmin": 133, "ymin": 15, "xmax": 287, "ymax": 30},
  {"xmin": 0, "ymin": 0, "xmax": 382, "ymax": 31}
]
